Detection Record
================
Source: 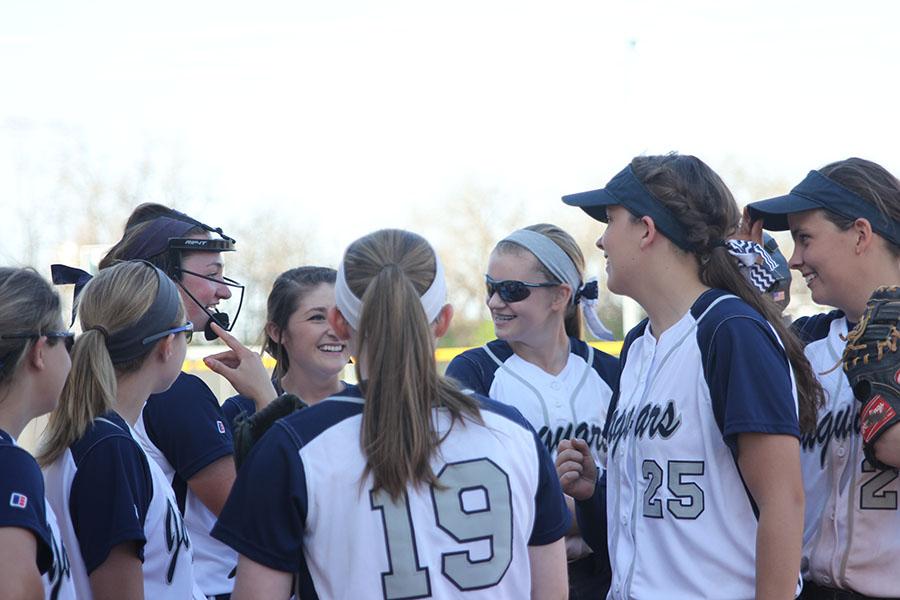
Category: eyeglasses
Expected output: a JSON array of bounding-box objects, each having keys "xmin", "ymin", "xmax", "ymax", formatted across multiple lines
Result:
[
  {"xmin": 0, "ymin": 332, "xmax": 75, "ymax": 353},
  {"xmin": 485, "ymin": 275, "xmax": 559, "ymax": 303},
  {"xmin": 142, "ymin": 322, "xmax": 193, "ymax": 345}
]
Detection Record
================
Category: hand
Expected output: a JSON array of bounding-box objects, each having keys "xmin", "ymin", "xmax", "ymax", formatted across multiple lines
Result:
[
  {"xmin": 735, "ymin": 207, "xmax": 765, "ymax": 244},
  {"xmin": 203, "ymin": 322, "xmax": 277, "ymax": 410},
  {"xmin": 555, "ymin": 438, "xmax": 597, "ymax": 501}
]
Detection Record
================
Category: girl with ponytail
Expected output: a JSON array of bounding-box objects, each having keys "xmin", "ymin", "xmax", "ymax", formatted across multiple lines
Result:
[
  {"xmin": 0, "ymin": 268, "xmax": 76, "ymax": 599},
  {"xmin": 213, "ymin": 229, "xmax": 570, "ymax": 599},
  {"xmin": 446, "ymin": 223, "xmax": 618, "ymax": 598},
  {"xmin": 558, "ymin": 154, "xmax": 823, "ymax": 600},
  {"xmin": 39, "ymin": 261, "xmax": 203, "ymax": 599},
  {"xmin": 747, "ymin": 157, "xmax": 900, "ymax": 600}
]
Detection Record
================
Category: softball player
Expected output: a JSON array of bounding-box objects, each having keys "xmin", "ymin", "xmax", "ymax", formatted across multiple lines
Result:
[
  {"xmin": 221, "ymin": 266, "xmax": 349, "ymax": 429},
  {"xmin": 90, "ymin": 204, "xmax": 275, "ymax": 599},
  {"xmin": 445, "ymin": 223, "xmax": 617, "ymax": 598},
  {"xmin": 558, "ymin": 154, "xmax": 823, "ymax": 600},
  {"xmin": 748, "ymin": 157, "xmax": 900, "ymax": 600},
  {"xmin": 0, "ymin": 268, "xmax": 75, "ymax": 599},
  {"xmin": 212, "ymin": 229, "xmax": 570, "ymax": 599},
  {"xmin": 39, "ymin": 261, "xmax": 203, "ymax": 599}
]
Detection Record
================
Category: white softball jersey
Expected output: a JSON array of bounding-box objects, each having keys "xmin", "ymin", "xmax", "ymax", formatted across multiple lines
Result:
[
  {"xmin": 445, "ymin": 337, "xmax": 618, "ymax": 467},
  {"xmin": 136, "ymin": 372, "xmax": 238, "ymax": 597},
  {"xmin": 212, "ymin": 386, "xmax": 571, "ymax": 599},
  {"xmin": 42, "ymin": 411, "xmax": 203, "ymax": 600},
  {"xmin": 606, "ymin": 289, "xmax": 801, "ymax": 600},
  {"xmin": 794, "ymin": 311, "xmax": 900, "ymax": 598}
]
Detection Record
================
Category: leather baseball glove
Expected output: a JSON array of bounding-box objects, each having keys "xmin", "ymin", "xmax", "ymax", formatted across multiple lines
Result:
[{"xmin": 842, "ymin": 286, "xmax": 900, "ymax": 471}]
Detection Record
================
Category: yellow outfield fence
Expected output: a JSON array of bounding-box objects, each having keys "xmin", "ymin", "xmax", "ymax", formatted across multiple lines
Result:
[{"xmin": 182, "ymin": 340, "xmax": 625, "ymax": 374}]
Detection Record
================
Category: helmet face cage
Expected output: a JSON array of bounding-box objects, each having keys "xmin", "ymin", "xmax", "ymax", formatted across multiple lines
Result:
[{"xmin": 167, "ymin": 221, "xmax": 243, "ymax": 341}]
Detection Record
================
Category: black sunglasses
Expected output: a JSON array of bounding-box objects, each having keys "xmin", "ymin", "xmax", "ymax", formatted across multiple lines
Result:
[
  {"xmin": 0, "ymin": 332, "xmax": 75, "ymax": 353},
  {"xmin": 485, "ymin": 275, "xmax": 559, "ymax": 303}
]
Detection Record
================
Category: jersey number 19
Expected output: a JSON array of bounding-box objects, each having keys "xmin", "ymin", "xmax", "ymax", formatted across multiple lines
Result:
[{"xmin": 370, "ymin": 458, "xmax": 513, "ymax": 599}]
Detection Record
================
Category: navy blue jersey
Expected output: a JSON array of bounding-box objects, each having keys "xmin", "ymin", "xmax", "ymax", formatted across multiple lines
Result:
[
  {"xmin": 213, "ymin": 386, "xmax": 570, "ymax": 599},
  {"xmin": 221, "ymin": 394, "xmax": 255, "ymax": 433},
  {"xmin": 0, "ymin": 430, "xmax": 53, "ymax": 572}
]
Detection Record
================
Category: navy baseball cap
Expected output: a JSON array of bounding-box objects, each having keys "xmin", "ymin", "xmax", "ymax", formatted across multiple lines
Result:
[
  {"xmin": 747, "ymin": 170, "xmax": 900, "ymax": 245},
  {"xmin": 563, "ymin": 165, "xmax": 695, "ymax": 252}
]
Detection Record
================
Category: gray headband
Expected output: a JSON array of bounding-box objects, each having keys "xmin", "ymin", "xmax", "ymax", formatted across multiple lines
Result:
[{"xmin": 501, "ymin": 229, "xmax": 581, "ymax": 304}]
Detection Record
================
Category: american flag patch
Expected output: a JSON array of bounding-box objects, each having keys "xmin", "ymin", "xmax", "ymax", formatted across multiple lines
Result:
[
  {"xmin": 9, "ymin": 493, "xmax": 27, "ymax": 509},
  {"xmin": 216, "ymin": 420, "xmax": 226, "ymax": 434}
]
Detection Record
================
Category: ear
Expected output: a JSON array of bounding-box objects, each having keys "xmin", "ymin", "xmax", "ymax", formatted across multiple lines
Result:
[
  {"xmin": 853, "ymin": 218, "xmax": 876, "ymax": 254},
  {"xmin": 433, "ymin": 304, "xmax": 454, "ymax": 339},
  {"xmin": 638, "ymin": 216, "xmax": 658, "ymax": 250},
  {"xmin": 156, "ymin": 334, "xmax": 176, "ymax": 362},
  {"xmin": 264, "ymin": 321, "xmax": 282, "ymax": 344},
  {"xmin": 328, "ymin": 307, "xmax": 352, "ymax": 341},
  {"xmin": 26, "ymin": 337, "xmax": 48, "ymax": 372},
  {"xmin": 552, "ymin": 283, "xmax": 573, "ymax": 310}
]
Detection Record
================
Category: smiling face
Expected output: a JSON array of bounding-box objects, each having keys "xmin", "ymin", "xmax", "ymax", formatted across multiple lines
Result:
[
  {"xmin": 595, "ymin": 205, "xmax": 643, "ymax": 297},
  {"xmin": 276, "ymin": 283, "xmax": 349, "ymax": 381},
  {"xmin": 788, "ymin": 209, "xmax": 860, "ymax": 311},
  {"xmin": 485, "ymin": 249, "xmax": 564, "ymax": 345}
]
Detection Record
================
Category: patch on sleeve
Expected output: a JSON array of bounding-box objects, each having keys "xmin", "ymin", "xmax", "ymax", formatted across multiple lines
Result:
[{"xmin": 9, "ymin": 492, "xmax": 28, "ymax": 509}]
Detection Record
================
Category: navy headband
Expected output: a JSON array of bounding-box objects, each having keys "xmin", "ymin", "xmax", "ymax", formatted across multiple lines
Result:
[
  {"xmin": 97, "ymin": 264, "xmax": 182, "ymax": 364},
  {"xmin": 748, "ymin": 170, "xmax": 900, "ymax": 245},
  {"xmin": 562, "ymin": 165, "xmax": 696, "ymax": 251},
  {"xmin": 121, "ymin": 217, "xmax": 198, "ymax": 261}
]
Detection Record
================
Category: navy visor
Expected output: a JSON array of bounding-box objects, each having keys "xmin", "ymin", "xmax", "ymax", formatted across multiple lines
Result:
[
  {"xmin": 747, "ymin": 170, "xmax": 900, "ymax": 245},
  {"xmin": 562, "ymin": 165, "xmax": 695, "ymax": 251}
]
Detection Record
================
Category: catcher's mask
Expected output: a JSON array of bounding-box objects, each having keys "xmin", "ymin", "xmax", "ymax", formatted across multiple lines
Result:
[{"xmin": 164, "ymin": 217, "xmax": 245, "ymax": 341}]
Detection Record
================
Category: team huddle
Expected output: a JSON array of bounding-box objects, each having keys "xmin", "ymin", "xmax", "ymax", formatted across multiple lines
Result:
[{"xmin": 0, "ymin": 153, "xmax": 898, "ymax": 600}]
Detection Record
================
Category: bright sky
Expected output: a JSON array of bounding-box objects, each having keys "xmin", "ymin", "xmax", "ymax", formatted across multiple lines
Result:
[{"xmin": 1, "ymin": 0, "xmax": 899, "ymax": 264}]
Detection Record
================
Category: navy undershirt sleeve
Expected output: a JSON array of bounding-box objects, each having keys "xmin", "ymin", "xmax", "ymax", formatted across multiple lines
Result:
[
  {"xmin": 69, "ymin": 435, "xmax": 151, "ymax": 574},
  {"xmin": 574, "ymin": 472, "xmax": 608, "ymax": 558},
  {"xmin": 445, "ymin": 354, "xmax": 490, "ymax": 396},
  {"xmin": 529, "ymin": 430, "xmax": 571, "ymax": 546},
  {"xmin": 0, "ymin": 445, "xmax": 53, "ymax": 573},
  {"xmin": 211, "ymin": 423, "xmax": 308, "ymax": 573},
  {"xmin": 143, "ymin": 373, "xmax": 234, "ymax": 480},
  {"xmin": 221, "ymin": 394, "xmax": 256, "ymax": 434},
  {"xmin": 704, "ymin": 316, "xmax": 801, "ymax": 451}
]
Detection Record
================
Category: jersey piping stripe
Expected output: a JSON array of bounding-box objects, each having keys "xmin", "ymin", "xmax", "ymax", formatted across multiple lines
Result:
[
  {"xmin": 482, "ymin": 344, "xmax": 552, "ymax": 427},
  {"xmin": 567, "ymin": 345, "xmax": 595, "ymax": 424}
]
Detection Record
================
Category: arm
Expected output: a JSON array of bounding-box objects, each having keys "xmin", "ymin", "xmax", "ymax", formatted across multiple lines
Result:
[
  {"xmin": 187, "ymin": 455, "xmax": 237, "ymax": 516},
  {"xmin": 737, "ymin": 433, "xmax": 803, "ymax": 600},
  {"xmin": 204, "ymin": 322, "xmax": 277, "ymax": 410},
  {"xmin": 0, "ymin": 527, "xmax": 43, "ymax": 600},
  {"xmin": 88, "ymin": 542, "xmax": 144, "ymax": 600},
  {"xmin": 527, "ymin": 538, "xmax": 568, "ymax": 600},
  {"xmin": 873, "ymin": 423, "xmax": 900, "ymax": 468},
  {"xmin": 231, "ymin": 554, "xmax": 292, "ymax": 600}
]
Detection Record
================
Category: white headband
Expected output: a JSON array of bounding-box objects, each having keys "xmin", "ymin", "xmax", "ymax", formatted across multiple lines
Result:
[{"xmin": 334, "ymin": 252, "xmax": 447, "ymax": 330}]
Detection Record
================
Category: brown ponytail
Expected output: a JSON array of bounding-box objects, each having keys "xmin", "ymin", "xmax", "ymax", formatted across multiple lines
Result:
[
  {"xmin": 342, "ymin": 229, "xmax": 481, "ymax": 500},
  {"xmin": 38, "ymin": 262, "xmax": 185, "ymax": 466},
  {"xmin": 632, "ymin": 155, "xmax": 824, "ymax": 433}
]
